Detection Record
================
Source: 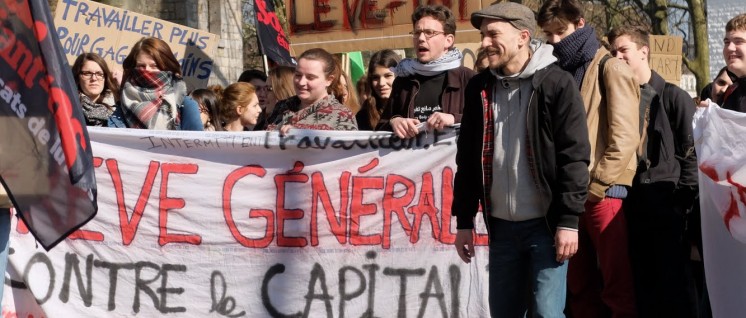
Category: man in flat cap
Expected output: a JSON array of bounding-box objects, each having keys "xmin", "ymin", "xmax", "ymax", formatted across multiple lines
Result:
[{"xmin": 452, "ymin": 2, "xmax": 590, "ymax": 316}]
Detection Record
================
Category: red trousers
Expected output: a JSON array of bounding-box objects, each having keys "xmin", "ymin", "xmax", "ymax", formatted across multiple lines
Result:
[{"xmin": 568, "ymin": 198, "xmax": 637, "ymax": 318}]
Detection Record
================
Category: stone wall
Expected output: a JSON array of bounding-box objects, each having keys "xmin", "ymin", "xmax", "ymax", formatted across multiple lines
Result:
[{"xmin": 205, "ymin": 0, "xmax": 244, "ymax": 85}]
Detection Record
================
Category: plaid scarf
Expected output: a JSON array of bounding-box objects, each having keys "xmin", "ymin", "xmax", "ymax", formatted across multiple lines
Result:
[
  {"xmin": 392, "ymin": 48, "xmax": 463, "ymax": 77},
  {"xmin": 120, "ymin": 70, "xmax": 186, "ymax": 130}
]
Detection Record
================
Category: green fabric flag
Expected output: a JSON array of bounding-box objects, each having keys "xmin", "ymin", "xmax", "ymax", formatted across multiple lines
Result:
[{"xmin": 348, "ymin": 51, "xmax": 365, "ymax": 84}]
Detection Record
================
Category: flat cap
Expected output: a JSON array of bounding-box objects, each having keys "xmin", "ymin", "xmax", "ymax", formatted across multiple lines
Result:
[{"xmin": 471, "ymin": 2, "xmax": 536, "ymax": 35}]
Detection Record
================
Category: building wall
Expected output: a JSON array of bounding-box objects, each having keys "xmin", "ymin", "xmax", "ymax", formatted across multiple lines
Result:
[{"xmin": 707, "ymin": 0, "xmax": 746, "ymax": 80}]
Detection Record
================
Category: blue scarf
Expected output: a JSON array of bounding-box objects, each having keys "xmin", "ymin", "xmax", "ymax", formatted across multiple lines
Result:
[{"xmin": 551, "ymin": 26, "xmax": 599, "ymax": 89}]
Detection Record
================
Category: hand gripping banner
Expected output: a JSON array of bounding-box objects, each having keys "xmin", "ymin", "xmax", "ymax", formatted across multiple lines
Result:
[{"xmin": 0, "ymin": 0, "xmax": 98, "ymax": 250}]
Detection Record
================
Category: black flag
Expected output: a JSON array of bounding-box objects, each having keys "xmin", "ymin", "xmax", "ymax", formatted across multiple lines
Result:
[
  {"xmin": 254, "ymin": 0, "xmax": 295, "ymax": 65},
  {"xmin": 0, "ymin": 0, "xmax": 98, "ymax": 250}
]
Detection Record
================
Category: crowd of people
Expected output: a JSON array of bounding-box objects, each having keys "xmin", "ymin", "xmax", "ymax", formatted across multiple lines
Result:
[
  {"xmin": 32, "ymin": 1, "xmax": 746, "ymax": 317},
  {"xmin": 451, "ymin": 1, "xmax": 746, "ymax": 318}
]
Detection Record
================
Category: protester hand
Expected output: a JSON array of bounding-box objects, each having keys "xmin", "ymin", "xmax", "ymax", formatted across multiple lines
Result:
[
  {"xmin": 427, "ymin": 112, "xmax": 455, "ymax": 130},
  {"xmin": 454, "ymin": 229, "xmax": 475, "ymax": 263},
  {"xmin": 698, "ymin": 99, "xmax": 710, "ymax": 108},
  {"xmin": 280, "ymin": 125, "xmax": 293, "ymax": 136},
  {"xmin": 390, "ymin": 117, "xmax": 420, "ymax": 139},
  {"xmin": 555, "ymin": 229, "xmax": 578, "ymax": 263}
]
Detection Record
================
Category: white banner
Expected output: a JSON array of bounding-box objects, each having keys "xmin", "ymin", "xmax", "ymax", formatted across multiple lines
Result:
[
  {"xmin": 2, "ymin": 127, "xmax": 490, "ymax": 317},
  {"xmin": 693, "ymin": 105, "xmax": 746, "ymax": 317}
]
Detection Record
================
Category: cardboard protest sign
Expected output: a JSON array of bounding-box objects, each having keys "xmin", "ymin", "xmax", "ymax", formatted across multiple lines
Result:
[
  {"xmin": 649, "ymin": 35, "xmax": 683, "ymax": 85},
  {"xmin": 2, "ymin": 127, "xmax": 491, "ymax": 317},
  {"xmin": 54, "ymin": 0, "xmax": 219, "ymax": 90},
  {"xmin": 287, "ymin": 0, "xmax": 490, "ymax": 54}
]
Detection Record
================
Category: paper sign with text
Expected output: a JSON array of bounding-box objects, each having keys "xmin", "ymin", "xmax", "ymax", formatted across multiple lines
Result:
[
  {"xmin": 54, "ymin": 0, "xmax": 219, "ymax": 90},
  {"xmin": 1, "ymin": 127, "xmax": 490, "ymax": 317}
]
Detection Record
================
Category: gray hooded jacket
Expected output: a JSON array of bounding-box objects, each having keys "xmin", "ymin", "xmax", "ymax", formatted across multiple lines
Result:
[{"xmin": 489, "ymin": 41, "xmax": 558, "ymax": 222}]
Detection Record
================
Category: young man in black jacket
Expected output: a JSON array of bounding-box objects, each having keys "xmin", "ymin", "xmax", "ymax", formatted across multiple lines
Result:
[
  {"xmin": 608, "ymin": 26, "xmax": 699, "ymax": 317},
  {"xmin": 452, "ymin": 2, "xmax": 590, "ymax": 316},
  {"xmin": 723, "ymin": 13, "xmax": 746, "ymax": 111}
]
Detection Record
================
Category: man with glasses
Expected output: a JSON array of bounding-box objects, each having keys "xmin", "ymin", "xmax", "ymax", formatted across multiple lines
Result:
[{"xmin": 378, "ymin": 5, "xmax": 475, "ymax": 138}]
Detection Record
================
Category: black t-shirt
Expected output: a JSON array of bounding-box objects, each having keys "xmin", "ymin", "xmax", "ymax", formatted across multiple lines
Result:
[{"xmin": 412, "ymin": 72, "xmax": 445, "ymax": 122}]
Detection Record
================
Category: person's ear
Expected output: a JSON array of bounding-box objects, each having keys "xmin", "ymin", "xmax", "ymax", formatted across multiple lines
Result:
[
  {"xmin": 520, "ymin": 29, "xmax": 531, "ymax": 45},
  {"xmin": 326, "ymin": 75, "xmax": 335, "ymax": 89},
  {"xmin": 577, "ymin": 18, "xmax": 586, "ymax": 29},
  {"xmin": 641, "ymin": 45, "xmax": 650, "ymax": 60},
  {"xmin": 445, "ymin": 33, "xmax": 455, "ymax": 49}
]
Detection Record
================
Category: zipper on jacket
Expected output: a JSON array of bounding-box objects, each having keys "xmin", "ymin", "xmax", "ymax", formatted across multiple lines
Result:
[{"xmin": 525, "ymin": 89, "xmax": 543, "ymax": 192}]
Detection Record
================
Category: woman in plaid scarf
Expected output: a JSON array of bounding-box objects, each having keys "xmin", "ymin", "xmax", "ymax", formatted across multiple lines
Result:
[{"xmin": 110, "ymin": 37, "xmax": 202, "ymax": 131}]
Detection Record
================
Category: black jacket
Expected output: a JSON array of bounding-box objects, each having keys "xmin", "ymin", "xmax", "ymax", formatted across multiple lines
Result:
[
  {"xmin": 377, "ymin": 66, "xmax": 475, "ymax": 130},
  {"xmin": 634, "ymin": 71, "xmax": 698, "ymax": 208},
  {"xmin": 723, "ymin": 76, "xmax": 746, "ymax": 113},
  {"xmin": 452, "ymin": 65, "xmax": 590, "ymax": 230}
]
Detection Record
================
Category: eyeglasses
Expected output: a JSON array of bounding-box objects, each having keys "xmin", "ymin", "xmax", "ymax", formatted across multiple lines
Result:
[
  {"xmin": 80, "ymin": 71, "xmax": 105, "ymax": 79},
  {"xmin": 410, "ymin": 29, "xmax": 445, "ymax": 39},
  {"xmin": 258, "ymin": 86, "xmax": 273, "ymax": 92}
]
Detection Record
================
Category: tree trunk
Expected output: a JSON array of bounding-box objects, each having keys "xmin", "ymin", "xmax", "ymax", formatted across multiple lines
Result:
[
  {"xmin": 684, "ymin": 0, "xmax": 710, "ymax": 94},
  {"xmin": 650, "ymin": 0, "xmax": 670, "ymax": 34}
]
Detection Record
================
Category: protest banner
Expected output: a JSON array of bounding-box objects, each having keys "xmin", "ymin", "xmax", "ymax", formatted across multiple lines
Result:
[
  {"xmin": 0, "ymin": 0, "xmax": 97, "ymax": 250},
  {"xmin": 693, "ymin": 105, "xmax": 746, "ymax": 317},
  {"xmin": 287, "ymin": 0, "xmax": 488, "ymax": 54},
  {"xmin": 53, "ymin": 0, "xmax": 219, "ymax": 90},
  {"xmin": 2, "ymin": 127, "xmax": 491, "ymax": 317}
]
